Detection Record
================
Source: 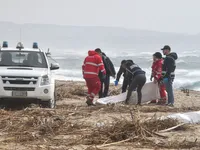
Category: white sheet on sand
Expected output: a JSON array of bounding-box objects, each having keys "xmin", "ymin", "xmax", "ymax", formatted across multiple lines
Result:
[
  {"xmin": 96, "ymin": 82, "xmax": 160, "ymax": 105},
  {"xmin": 163, "ymin": 111, "xmax": 200, "ymax": 124}
]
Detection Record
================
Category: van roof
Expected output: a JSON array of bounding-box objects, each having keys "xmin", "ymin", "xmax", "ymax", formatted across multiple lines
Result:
[{"xmin": 0, "ymin": 47, "xmax": 43, "ymax": 52}]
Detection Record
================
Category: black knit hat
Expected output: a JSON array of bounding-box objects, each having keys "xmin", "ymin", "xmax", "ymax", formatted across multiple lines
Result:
[
  {"xmin": 121, "ymin": 60, "xmax": 127, "ymax": 65},
  {"xmin": 153, "ymin": 52, "xmax": 162, "ymax": 59},
  {"xmin": 126, "ymin": 60, "xmax": 134, "ymax": 64},
  {"xmin": 95, "ymin": 48, "xmax": 102, "ymax": 53},
  {"xmin": 125, "ymin": 60, "xmax": 134, "ymax": 67}
]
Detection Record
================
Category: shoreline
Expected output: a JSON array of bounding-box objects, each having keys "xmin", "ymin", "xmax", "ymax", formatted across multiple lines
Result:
[
  {"xmin": 56, "ymin": 80, "xmax": 200, "ymax": 108},
  {"xmin": 55, "ymin": 79, "xmax": 200, "ymax": 92}
]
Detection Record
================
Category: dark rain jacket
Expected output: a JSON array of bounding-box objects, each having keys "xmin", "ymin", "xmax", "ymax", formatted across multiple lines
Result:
[
  {"xmin": 162, "ymin": 52, "xmax": 178, "ymax": 81},
  {"xmin": 99, "ymin": 53, "xmax": 116, "ymax": 80}
]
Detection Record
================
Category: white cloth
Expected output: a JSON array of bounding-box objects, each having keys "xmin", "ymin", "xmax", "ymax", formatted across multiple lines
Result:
[{"xmin": 96, "ymin": 82, "xmax": 160, "ymax": 105}]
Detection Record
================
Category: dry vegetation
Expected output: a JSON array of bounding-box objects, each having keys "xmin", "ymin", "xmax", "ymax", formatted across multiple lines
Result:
[
  {"xmin": 56, "ymin": 81, "xmax": 87, "ymax": 100},
  {"xmin": 0, "ymin": 81, "xmax": 200, "ymax": 150}
]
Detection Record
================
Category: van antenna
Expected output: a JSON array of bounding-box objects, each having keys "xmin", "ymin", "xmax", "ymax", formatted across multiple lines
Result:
[{"xmin": 20, "ymin": 28, "xmax": 22, "ymax": 42}]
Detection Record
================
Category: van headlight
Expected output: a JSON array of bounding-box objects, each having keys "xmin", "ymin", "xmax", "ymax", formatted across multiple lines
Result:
[{"xmin": 40, "ymin": 75, "xmax": 50, "ymax": 86}]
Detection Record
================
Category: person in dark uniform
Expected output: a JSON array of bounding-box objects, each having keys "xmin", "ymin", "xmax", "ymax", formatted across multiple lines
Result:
[
  {"xmin": 115, "ymin": 60, "xmax": 133, "ymax": 93},
  {"xmin": 95, "ymin": 48, "xmax": 116, "ymax": 98},
  {"xmin": 123, "ymin": 61, "xmax": 146, "ymax": 105}
]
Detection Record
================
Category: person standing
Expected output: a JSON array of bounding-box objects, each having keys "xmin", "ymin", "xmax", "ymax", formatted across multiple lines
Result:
[
  {"xmin": 150, "ymin": 52, "xmax": 167, "ymax": 104},
  {"xmin": 123, "ymin": 61, "xmax": 146, "ymax": 105},
  {"xmin": 82, "ymin": 50, "xmax": 106, "ymax": 106},
  {"xmin": 161, "ymin": 45, "xmax": 178, "ymax": 107},
  {"xmin": 95, "ymin": 48, "xmax": 116, "ymax": 98}
]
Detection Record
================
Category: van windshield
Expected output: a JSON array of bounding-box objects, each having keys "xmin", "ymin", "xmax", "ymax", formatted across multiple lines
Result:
[{"xmin": 0, "ymin": 51, "xmax": 48, "ymax": 68}]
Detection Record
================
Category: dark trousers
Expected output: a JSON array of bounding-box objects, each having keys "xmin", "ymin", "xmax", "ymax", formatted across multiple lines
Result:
[
  {"xmin": 163, "ymin": 79, "xmax": 174, "ymax": 104},
  {"xmin": 99, "ymin": 74, "xmax": 110, "ymax": 98},
  {"xmin": 126, "ymin": 74, "xmax": 146, "ymax": 104},
  {"xmin": 122, "ymin": 78, "xmax": 131, "ymax": 93}
]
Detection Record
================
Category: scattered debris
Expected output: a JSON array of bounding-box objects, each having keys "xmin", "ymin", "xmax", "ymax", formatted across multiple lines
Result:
[{"xmin": 0, "ymin": 81, "xmax": 199, "ymax": 150}]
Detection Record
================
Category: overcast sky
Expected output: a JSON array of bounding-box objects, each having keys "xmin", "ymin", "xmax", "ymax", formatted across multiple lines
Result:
[{"xmin": 0, "ymin": 0, "xmax": 200, "ymax": 34}]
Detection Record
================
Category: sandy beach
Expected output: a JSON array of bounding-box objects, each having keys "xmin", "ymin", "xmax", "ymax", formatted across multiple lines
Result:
[{"xmin": 0, "ymin": 80, "xmax": 200, "ymax": 150}]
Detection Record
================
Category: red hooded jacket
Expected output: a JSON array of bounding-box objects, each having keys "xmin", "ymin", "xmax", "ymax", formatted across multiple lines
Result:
[
  {"xmin": 151, "ymin": 59, "xmax": 163, "ymax": 81},
  {"xmin": 82, "ymin": 50, "xmax": 106, "ymax": 79}
]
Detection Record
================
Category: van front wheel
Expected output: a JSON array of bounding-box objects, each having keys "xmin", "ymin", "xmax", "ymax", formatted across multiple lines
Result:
[{"xmin": 40, "ymin": 93, "xmax": 56, "ymax": 108}]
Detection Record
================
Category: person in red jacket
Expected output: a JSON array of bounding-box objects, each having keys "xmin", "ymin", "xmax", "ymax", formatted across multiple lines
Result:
[
  {"xmin": 150, "ymin": 52, "xmax": 167, "ymax": 104},
  {"xmin": 82, "ymin": 50, "xmax": 106, "ymax": 106}
]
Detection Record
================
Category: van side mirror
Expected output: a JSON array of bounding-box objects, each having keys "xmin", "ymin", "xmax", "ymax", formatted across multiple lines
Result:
[{"xmin": 50, "ymin": 63, "xmax": 59, "ymax": 70}]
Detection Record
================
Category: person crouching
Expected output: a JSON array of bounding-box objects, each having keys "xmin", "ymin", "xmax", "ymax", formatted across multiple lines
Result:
[
  {"xmin": 115, "ymin": 60, "xmax": 134, "ymax": 93},
  {"xmin": 123, "ymin": 61, "xmax": 146, "ymax": 105},
  {"xmin": 82, "ymin": 50, "xmax": 106, "ymax": 106}
]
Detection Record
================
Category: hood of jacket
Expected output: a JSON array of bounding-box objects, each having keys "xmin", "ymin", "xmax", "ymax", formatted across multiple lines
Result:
[
  {"xmin": 168, "ymin": 52, "xmax": 178, "ymax": 60},
  {"xmin": 88, "ymin": 50, "xmax": 98, "ymax": 56}
]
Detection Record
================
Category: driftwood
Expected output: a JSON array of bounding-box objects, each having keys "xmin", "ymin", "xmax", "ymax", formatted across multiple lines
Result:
[
  {"xmin": 97, "ymin": 137, "xmax": 135, "ymax": 148},
  {"xmin": 158, "ymin": 123, "xmax": 185, "ymax": 133}
]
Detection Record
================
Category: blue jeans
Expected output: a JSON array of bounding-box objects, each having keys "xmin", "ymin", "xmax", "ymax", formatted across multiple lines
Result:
[{"xmin": 163, "ymin": 79, "xmax": 174, "ymax": 104}]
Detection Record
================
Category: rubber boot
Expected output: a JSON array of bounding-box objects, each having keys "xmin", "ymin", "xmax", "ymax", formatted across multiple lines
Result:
[
  {"xmin": 86, "ymin": 96, "xmax": 95, "ymax": 106},
  {"xmin": 157, "ymin": 98, "xmax": 167, "ymax": 105}
]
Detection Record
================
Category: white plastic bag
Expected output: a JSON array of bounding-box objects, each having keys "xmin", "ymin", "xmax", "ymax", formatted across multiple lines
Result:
[{"xmin": 164, "ymin": 111, "xmax": 200, "ymax": 124}]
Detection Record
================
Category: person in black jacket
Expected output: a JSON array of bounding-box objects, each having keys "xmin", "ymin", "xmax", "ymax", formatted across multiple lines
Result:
[
  {"xmin": 115, "ymin": 60, "xmax": 133, "ymax": 93},
  {"xmin": 95, "ymin": 48, "xmax": 116, "ymax": 98},
  {"xmin": 161, "ymin": 45, "xmax": 178, "ymax": 107},
  {"xmin": 123, "ymin": 61, "xmax": 146, "ymax": 105}
]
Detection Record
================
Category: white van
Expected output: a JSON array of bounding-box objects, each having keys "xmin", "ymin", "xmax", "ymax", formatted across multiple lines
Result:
[{"xmin": 0, "ymin": 42, "xmax": 59, "ymax": 108}]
